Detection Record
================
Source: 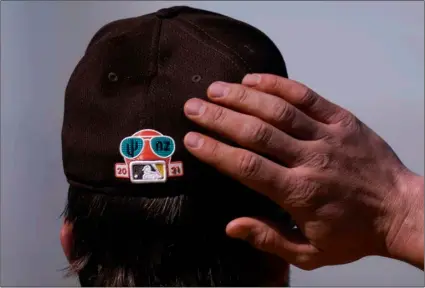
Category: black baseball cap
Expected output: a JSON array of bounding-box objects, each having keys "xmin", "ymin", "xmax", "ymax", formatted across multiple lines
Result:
[{"xmin": 62, "ymin": 6, "xmax": 288, "ymax": 198}]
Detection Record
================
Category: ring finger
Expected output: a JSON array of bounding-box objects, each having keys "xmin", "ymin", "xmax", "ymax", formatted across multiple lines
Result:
[{"xmin": 184, "ymin": 98, "xmax": 309, "ymax": 165}]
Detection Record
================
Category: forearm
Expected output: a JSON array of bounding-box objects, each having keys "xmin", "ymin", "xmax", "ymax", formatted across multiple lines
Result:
[{"xmin": 387, "ymin": 172, "xmax": 424, "ymax": 270}]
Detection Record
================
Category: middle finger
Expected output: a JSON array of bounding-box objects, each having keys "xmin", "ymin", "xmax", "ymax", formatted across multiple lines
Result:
[
  {"xmin": 207, "ymin": 82, "xmax": 327, "ymax": 140},
  {"xmin": 184, "ymin": 98, "xmax": 309, "ymax": 165}
]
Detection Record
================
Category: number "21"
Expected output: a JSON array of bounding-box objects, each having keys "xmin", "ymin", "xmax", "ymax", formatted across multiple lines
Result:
[{"xmin": 171, "ymin": 166, "xmax": 181, "ymax": 175}]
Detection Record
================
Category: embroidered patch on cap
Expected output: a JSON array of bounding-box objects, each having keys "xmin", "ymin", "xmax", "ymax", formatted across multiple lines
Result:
[{"xmin": 115, "ymin": 129, "xmax": 184, "ymax": 183}]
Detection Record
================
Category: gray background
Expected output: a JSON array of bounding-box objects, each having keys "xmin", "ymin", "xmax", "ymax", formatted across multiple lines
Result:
[{"xmin": 1, "ymin": 1, "xmax": 423, "ymax": 286}]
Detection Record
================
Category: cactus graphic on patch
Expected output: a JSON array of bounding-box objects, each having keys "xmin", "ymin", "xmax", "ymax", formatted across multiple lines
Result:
[
  {"xmin": 115, "ymin": 129, "xmax": 184, "ymax": 183},
  {"xmin": 121, "ymin": 137, "xmax": 143, "ymax": 158}
]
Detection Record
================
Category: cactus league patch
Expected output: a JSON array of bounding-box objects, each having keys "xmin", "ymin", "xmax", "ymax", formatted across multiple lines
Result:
[{"xmin": 115, "ymin": 129, "xmax": 184, "ymax": 183}]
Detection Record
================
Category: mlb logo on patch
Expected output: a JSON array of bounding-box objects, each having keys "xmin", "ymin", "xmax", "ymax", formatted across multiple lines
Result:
[
  {"xmin": 114, "ymin": 129, "xmax": 184, "ymax": 184},
  {"xmin": 130, "ymin": 161, "xmax": 166, "ymax": 183}
]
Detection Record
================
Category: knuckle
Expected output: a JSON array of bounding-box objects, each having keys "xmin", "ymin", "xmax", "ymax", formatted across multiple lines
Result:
[
  {"xmin": 266, "ymin": 74, "xmax": 281, "ymax": 91},
  {"xmin": 238, "ymin": 151, "xmax": 261, "ymax": 178},
  {"xmin": 284, "ymin": 169, "xmax": 319, "ymax": 207},
  {"xmin": 270, "ymin": 76, "xmax": 279, "ymax": 89},
  {"xmin": 272, "ymin": 101, "xmax": 295, "ymax": 124},
  {"xmin": 252, "ymin": 228, "xmax": 274, "ymax": 251},
  {"xmin": 337, "ymin": 112, "xmax": 362, "ymax": 139},
  {"xmin": 299, "ymin": 88, "xmax": 319, "ymax": 107},
  {"xmin": 306, "ymin": 152, "xmax": 332, "ymax": 171},
  {"xmin": 232, "ymin": 85, "xmax": 249, "ymax": 103},
  {"xmin": 211, "ymin": 106, "xmax": 227, "ymax": 124},
  {"xmin": 208, "ymin": 139, "xmax": 221, "ymax": 159},
  {"xmin": 249, "ymin": 121, "xmax": 273, "ymax": 146},
  {"xmin": 339, "ymin": 111, "xmax": 357, "ymax": 128}
]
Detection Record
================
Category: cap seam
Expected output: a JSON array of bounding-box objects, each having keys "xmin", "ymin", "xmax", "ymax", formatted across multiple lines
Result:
[
  {"xmin": 152, "ymin": 18, "xmax": 163, "ymax": 129},
  {"xmin": 179, "ymin": 17, "xmax": 253, "ymax": 72},
  {"xmin": 141, "ymin": 18, "xmax": 163, "ymax": 128},
  {"xmin": 172, "ymin": 18, "xmax": 250, "ymax": 74}
]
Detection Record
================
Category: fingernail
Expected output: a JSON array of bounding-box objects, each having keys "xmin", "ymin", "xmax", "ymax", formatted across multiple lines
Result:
[
  {"xmin": 242, "ymin": 74, "xmax": 261, "ymax": 86},
  {"xmin": 184, "ymin": 99, "xmax": 204, "ymax": 116},
  {"xmin": 184, "ymin": 132, "xmax": 203, "ymax": 148},
  {"xmin": 208, "ymin": 82, "xmax": 230, "ymax": 98}
]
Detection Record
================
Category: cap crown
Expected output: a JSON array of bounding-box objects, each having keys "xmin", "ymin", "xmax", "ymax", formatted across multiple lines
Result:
[{"xmin": 62, "ymin": 6, "xmax": 288, "ymax": 195}]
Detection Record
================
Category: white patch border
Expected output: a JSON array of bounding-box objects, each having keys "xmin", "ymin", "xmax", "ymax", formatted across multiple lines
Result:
[{"xmin": 129, "ymin": 160, "xmax": 167, "ymax": 184}]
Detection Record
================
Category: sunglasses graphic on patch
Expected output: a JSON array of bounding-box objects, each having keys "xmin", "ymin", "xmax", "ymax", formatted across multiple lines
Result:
[
  {"xmin": 120, "ymin": 135, "xmax": 175, "ymax": 159},
  {"xmin": 115, "ymin": 129, "xmax": 183, "ymax": 183}
]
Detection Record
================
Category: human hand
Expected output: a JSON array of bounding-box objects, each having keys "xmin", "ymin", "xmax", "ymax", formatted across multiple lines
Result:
[{"xmin": 183, "ymin": 74, "xmax": 424, "ymax": 270}]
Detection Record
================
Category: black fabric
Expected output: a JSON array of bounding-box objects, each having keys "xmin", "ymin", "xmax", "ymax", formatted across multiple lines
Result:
[{"xmin": 62, "ymin": 6, "xmax": 288, "ymax": 198}]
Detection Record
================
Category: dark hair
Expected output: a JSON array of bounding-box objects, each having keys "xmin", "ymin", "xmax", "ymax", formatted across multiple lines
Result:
[{"xmin": 62, "ymin": 174, "xmax": 292, "ymax": 286}]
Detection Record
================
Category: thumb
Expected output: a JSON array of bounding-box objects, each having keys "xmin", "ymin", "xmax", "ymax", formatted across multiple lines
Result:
[{"xmin": 226, "ymin": 217, "xmax": 320, "ymax": 270}]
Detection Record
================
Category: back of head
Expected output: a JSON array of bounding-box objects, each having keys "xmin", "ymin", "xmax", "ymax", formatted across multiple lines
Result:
[{"xmin": 62, "ymin": 6, "xmax": 292, "ymax": 286}]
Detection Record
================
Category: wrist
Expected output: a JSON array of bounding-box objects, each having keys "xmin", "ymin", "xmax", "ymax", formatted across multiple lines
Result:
[{"xmin": 385, "ymin": 170, "xmax": 424, "ymax": 269}]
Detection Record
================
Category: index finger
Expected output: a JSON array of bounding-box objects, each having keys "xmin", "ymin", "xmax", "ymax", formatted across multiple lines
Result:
[
  {"xmin": 241, "ymin": 73, "xmax": 349, "ymax": 124},
  {"xmin": 183, "ymin": 131, "xmax": 293, "ymax": 206}
]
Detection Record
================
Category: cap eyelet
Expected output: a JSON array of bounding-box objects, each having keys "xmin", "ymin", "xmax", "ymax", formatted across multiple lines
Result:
[
  {"xmin": 191, "ymin": 75, "xmax": 202, "ymax": 83},
  {"xmin": 108, "ymin": 72, "xmax": 119, "ymax": 82}
]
